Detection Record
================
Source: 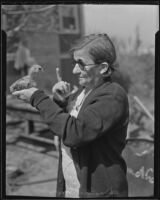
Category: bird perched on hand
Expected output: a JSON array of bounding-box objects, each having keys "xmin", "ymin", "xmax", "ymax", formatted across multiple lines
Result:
[{"xmin": 10, "ymin": 64, "xmax": 44, "ymax": 93}]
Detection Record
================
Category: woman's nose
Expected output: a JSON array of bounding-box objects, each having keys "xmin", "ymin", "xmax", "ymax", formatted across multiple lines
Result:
[{"xmin": 73, "ymin": 63, "xmax": 81, "ymax": 74}]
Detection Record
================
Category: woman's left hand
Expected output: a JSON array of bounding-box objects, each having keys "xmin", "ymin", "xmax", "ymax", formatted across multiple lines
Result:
[{"xmin": 12, "ymin": 87, "xmax": 38, "ymax": 103}]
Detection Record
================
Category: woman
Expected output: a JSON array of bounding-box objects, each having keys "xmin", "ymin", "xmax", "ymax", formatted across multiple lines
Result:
[{"xmin": 12, "ymin": 33, "xmax": 129, "ymax": 198}]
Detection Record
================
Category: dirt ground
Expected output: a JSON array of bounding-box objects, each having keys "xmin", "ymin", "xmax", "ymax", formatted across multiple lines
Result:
[
  {"xmin": 6, "ymin": 116, "xmax": 59, "ymax": 197},
  {"xmin": 5, "ymin": 107, "xmax": 154, "ymax": 197}
]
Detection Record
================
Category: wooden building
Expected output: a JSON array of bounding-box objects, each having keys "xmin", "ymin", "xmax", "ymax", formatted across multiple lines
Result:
[{"xmin": 3, "ymin": 5, "xmax": 84, "ymax": 94}]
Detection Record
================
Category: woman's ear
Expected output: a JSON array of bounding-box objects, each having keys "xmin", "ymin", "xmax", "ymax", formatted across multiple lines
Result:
[{"xmin": 100, "ymin": 62, "xmax": 109, "ymax": 74}]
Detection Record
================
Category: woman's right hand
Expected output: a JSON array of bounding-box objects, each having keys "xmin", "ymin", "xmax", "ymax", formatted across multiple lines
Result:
[{"xmin": 52, "ymin": 81, "xmax": 71, "ymax": 102}]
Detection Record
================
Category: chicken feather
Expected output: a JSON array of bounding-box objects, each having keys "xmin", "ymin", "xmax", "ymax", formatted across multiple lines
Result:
[{"xmin": 10, "ymin": 64, "xmax": 44, "ymax": 93}]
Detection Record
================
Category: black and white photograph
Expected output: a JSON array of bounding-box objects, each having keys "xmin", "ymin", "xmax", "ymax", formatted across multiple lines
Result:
[{"xmin": 1, "ymin": 3, "xmax": 159, "ymax": 198}]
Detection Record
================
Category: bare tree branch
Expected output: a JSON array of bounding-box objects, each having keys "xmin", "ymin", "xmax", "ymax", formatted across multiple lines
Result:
[
  {"xmin": 2, "ymin": 5, "xmax": 56, "ymax": 15},
  {"xmin": 6, "ymin": 15, "xmax": 29, "ymax": 37}
]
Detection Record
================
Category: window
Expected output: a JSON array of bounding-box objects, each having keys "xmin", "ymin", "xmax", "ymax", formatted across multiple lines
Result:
[{"xmin": 59, "ymin": 5, "xmax": 80, "ymax": 34}]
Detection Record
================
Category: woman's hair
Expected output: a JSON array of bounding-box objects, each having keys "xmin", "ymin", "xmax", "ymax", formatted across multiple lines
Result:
[{"xmin": 70, "ymin": 33, "xmax": 118, "ymax": 71}]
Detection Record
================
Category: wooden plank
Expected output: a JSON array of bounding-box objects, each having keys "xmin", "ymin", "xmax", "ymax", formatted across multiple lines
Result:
[
  {"xmin": 19, "ymin": 133, "xmax": 55, "ymax": 145},
  {"xmin": 6, "ymin": 96, "xmax": 59, "ymax": 147}
]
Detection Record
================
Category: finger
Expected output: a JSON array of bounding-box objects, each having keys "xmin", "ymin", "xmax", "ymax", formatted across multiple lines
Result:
[
  {"xmin": 62, "ymin": 82, "xmax": 71, "ymax": 94},
  {"xmin": 57, "ymin": 81, "xmax": 66, "ymax": 91},
  {"xmin": 56, "ymin": 85, "xmax": 65, "ymax": 94},
  {"xmin": 65, "ymin": 82, "xmax": 70, "ymax": 93},
  {"xmin": 12, "ymin": 90, "xmax": 26, "ymax": 96},
  {"xmin": 62, "ymin": 82, "xmax": 68, "ymax": 90},
  {"xmin": 12, "ymin": 91, "xmax": 22, "ymax": 96},
  {"xmin": 56, "ymin": 68, "xmax": 62, "ymax": 82},
  {"xmin": 12, "ymin": 92, "xmax": 21, "ymax": 99}
]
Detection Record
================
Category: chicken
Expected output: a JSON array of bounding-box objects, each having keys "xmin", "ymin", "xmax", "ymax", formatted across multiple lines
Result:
[{"xmin": 10, "ymin": 64, "xmax": 44, "ymax": 93}]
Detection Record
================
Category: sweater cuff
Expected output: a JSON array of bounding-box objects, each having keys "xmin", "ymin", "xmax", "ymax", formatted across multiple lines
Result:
[
  {"xmin": 53, "ymin": 94, "xmax": 69, "ymax": 108},
  {"xmin": 30, "ymin": 90, "xmax": 49, "ymax": 107}
]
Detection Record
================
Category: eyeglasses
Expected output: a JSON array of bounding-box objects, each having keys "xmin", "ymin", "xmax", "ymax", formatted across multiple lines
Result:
[{"xmin": 72, "ymin": 59, "xmax": 97, "ymax": 71}]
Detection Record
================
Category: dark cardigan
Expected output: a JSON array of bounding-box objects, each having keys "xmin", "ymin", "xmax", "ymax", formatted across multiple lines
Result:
[{"xmin": 30, "ymin": 78, "xmax": 129, "ymax": 198}]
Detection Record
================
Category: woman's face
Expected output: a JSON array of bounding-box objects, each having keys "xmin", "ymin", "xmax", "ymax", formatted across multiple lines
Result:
[{"xmin": 72, "ymin": 48, "xmax": 101, "ymax": 89}]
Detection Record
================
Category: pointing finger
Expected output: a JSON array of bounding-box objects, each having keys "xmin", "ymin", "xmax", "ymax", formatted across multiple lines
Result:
[{"xmin": 56, "ymin": 67, "xmax": 62, "ymax": 82}]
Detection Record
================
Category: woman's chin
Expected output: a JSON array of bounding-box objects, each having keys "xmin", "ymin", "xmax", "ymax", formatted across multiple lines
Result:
[{"xmin": 79, "ymin": 79, "xmax": 86, "ymax": 87}]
